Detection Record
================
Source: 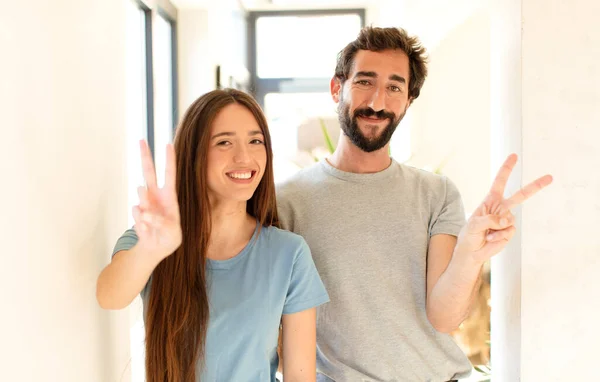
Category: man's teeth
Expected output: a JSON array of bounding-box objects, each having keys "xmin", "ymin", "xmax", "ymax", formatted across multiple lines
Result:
[{"xmin": 228, "ymin": 172, "xmax": 252, "ymax": 179}]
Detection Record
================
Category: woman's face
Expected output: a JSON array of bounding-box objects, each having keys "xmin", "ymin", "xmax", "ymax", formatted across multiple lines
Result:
[{"xmin": 206, "ymin": 103, "xmax": 267, "ymax": 204}]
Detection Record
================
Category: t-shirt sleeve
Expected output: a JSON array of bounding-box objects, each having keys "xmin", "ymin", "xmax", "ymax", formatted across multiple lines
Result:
[
  {"xmin": 283, "ymin": 238, "xmax": 330, "ymax": 315},
  {"xmin": 110, "ymin": 227, "xmax": 152, "ymax": 298},
  {"xmin": 429, "ymin": 176, "xmax": 466, "ymax": 237},
  {"xmin": 111, "ymin": 228, "xmax": 139, "ymax": 257}
]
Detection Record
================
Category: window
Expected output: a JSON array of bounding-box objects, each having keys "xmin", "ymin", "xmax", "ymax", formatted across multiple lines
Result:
[
  {"xmin": 153, "ymin": 11, "xmax": 178, "ymax": 188},
  {"xmin": 125, "ymin": 3, "xmax": 153, "ymax": 381},
  {"xmin": 125, "ymin": 0, "xmax": 153, "ymax": 228},
  {"xmin": 256, "ymin": 14, "xmax": 362, "ymax": 79},
  {"xmin": 249, "ymin": 9, "xmax": 365, "ymax": 106},
  {"xmin": 248, "ymin": 10, "xmax": 364, "ymax": 183},
  {"xmin": 125, "ymin": 3, "xmax": 177, "ymax": 381}
]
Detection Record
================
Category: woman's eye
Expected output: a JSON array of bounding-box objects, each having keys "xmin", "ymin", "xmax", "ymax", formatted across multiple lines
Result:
[
  {"xmin": 217, "ymin": 141, "xmax": 231, "ymax": 146},
  {"xmin": 250, "ymin": 139, "xmax": 264, "ymax": 145}
]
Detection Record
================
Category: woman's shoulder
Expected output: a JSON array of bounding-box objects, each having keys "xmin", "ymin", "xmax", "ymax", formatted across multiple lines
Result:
[
  {"xmin": 259, "ymin": 225, "xmax": 309, "ymax": 254},
  {"xmin": 262, "ymin": 226, "xmax": 306, "ymax": 247}
]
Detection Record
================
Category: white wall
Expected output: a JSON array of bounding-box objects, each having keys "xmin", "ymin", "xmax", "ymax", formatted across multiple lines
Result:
[
  {"xmin": 409, "ymin": 9, "xmax": 491, "ymax": 213},
  {"xmin": 520, "ymin": 0, "xmax": 600, "ymax": 379},
  {"xmin": 373, "ymin": 0, "xmax": 492, "ymax": 212},
  {"xmin": 177, "ymin": 8, "xmax": 213, "ymax": 111},
  {"xmin": 491, "ymin": 0, "xmax": 600, "ymax": 380},
  {"xmin": 177, "ymin": 0, "xmax": 248, "ymax": 114},
  {"xmin": 489, "ymin": 0, "xmax": 524, "ymax": 378},
  {"xmin": 0, "ymin": 1, "xmax": 131, "ymax": 381}
]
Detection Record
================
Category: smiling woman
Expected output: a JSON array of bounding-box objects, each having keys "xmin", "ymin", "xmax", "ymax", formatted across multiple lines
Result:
[
  {"xmin": 96, "ymin": 88, "xmax": 330, "ymax": 382},
  {"xmin": 207, "ymin": 104, "xmax": 267, "ymax": 201}
]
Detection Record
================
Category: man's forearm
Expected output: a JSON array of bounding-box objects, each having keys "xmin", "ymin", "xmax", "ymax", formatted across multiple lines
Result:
[{"xmin": 426, "ymin": 253, "xmax": 484, "ymax": 333}]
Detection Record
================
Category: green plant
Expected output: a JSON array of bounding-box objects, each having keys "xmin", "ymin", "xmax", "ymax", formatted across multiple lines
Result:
[
  {"xmin": 319, "ymin": 118, "xmax": 336, "ymax": 154},
  {"xmin": 473, "ymin": 364, "xmax": 491, "ymax": 382}
]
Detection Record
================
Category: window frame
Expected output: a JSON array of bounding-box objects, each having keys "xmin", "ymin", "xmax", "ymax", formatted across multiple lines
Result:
[
  {"xmin": 156, "ymin": 7, "xmax": 179, "ymax": 136},
  {"xmin": 247, "ymin": 8, "xmax": 366, "ymax": 108}
]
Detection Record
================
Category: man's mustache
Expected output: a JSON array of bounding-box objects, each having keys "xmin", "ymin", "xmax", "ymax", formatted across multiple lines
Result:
[{"xmin": 354, "ymin": 108, "xmax": 396, "ymax": 121}]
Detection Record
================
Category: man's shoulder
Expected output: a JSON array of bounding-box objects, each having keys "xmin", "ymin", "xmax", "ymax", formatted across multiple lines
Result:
[
  {"xmin": 276, "ymin": 161, "xmax": 324, "ymax": 196},
  {"xmin": 392, "ymin": 162, "xmax": 463, "ymax": 205},
  {"xmin": 396, "ymin": 161, "xmax": 448, "ymax": 187}
]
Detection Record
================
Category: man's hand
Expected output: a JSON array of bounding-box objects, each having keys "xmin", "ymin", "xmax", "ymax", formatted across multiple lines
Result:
[{"xmin": 454, "ymin": 153, "xmax": 553, "ymax": 265}]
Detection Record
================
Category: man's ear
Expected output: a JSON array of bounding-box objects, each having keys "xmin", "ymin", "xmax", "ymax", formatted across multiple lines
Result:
[{"xmin": 330, "ymin": 76, "xmax": 343, "ymax": 103}]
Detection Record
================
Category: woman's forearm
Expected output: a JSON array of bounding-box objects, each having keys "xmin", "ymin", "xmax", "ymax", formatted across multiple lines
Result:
[{"xmin": 96, "ymin": 246, "xmax": 163, "ymax": 310}]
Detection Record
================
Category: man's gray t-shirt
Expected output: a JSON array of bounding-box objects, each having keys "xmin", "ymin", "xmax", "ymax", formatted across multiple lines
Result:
[{"xmin": 276, "ymin": 159, "xmax": 472, "ymax": 382}]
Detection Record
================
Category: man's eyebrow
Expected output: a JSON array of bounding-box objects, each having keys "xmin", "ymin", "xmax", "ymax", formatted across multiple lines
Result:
[
  {"xmin": 354, "ymin": 71, "xmax": 406, "ymax": 84},
  {"xmin": 354, "ymin": 71, "xmax": 377, "ymax": 78},
  {"xmin": 389, "ymin": 74, "xmax": 406, "ymax": 84}
]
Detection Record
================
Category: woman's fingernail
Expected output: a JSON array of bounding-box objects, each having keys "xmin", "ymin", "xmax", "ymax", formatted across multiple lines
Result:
[{"xmin": 486, "ymin": 234, "xmax": 494, "ymax": 241}]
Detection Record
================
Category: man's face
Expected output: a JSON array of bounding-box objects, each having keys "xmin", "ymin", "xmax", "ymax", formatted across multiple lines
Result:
[{"xmin": 332, "ymin": 49, "xmax": 412, "ymax": 152}]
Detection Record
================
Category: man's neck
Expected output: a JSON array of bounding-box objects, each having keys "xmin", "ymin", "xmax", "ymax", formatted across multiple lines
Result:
[{"xmin": 328, "ymin": 136, "xmax": 392, "ymax": 174}]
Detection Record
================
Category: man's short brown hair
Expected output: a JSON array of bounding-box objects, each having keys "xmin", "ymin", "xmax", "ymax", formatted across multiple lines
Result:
[{"xmin": 335, "ymin": 26, "xmax": 429, "ymax": 100}]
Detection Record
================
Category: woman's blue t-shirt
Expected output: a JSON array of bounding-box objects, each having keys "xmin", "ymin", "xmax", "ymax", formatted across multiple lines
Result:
[{"xmin": 112, "ymin": 223, "xmax": 329, "ymax": 381}]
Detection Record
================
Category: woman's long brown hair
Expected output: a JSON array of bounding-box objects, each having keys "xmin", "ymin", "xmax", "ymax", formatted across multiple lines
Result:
[{"xmin": 144, "ymin": 89, "xmax": 279, "ymax": 381}]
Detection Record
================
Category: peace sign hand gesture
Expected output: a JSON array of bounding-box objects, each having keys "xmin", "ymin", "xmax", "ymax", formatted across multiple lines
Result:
[
  {"xmin": 132, "ymin": 140, "xmax": 182, "ymax": 260},
  {"xmin": 454, "ymin": 154, "xmax": 553, "ymax": 265}
]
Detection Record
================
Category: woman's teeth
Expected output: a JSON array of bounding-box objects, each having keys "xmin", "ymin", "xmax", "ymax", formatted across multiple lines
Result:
[{"xmin": 228, "ymin": 172, "xmax": 252, "ymax": 179}]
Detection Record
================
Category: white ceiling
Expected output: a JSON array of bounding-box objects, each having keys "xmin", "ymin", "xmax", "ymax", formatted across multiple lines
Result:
[{"xmin": 172, "ymin": 0, "xmax": 374, "ymax": 11}]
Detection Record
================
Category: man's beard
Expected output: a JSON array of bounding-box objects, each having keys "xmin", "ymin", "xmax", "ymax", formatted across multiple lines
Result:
[{"xmin": 338, "ymin": 101, "xmax": 406, "ymax": 153}]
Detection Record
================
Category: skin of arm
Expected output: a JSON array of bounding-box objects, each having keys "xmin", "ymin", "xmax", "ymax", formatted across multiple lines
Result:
[
  {"xmin": 426, "ymin": 234, "xmax": 483, "ymax": 333},
  {"xmin": 281, "ymin": 307, "xmax": 318, "ymax": 382},
  {"xmin": 96, "ymin": 246, "xmax": 164, "ymax": 310}
]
